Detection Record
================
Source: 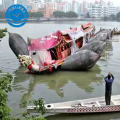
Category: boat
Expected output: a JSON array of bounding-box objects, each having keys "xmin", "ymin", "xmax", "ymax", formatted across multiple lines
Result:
[
  {"xmin": 27, "ymin": 95, "xmax": 120, "ymax": 114},
  {"xmin": 9, "ymin": 23, "xmax": 112, "ymax": 74},
  {"xmin": 17, "ymin": 23, "xmax": 97, "ymax": 73}
]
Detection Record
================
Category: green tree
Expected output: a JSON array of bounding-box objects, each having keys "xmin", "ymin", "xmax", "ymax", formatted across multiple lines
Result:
[
  {"xmin": 109, "ymin": 14, "xmax": 116, "ymax": 21},
  {"xmin": 53, "ymin": 11, "xmax": 78, "ymax": 18},
  {"xmin": 116, "ymin": 12, "xmax": 120, "ymax": 21},
  {"xmin": 0, "ymin": 28, "xmax": 7, "ymax": 39},
  {"xmin": 53, "ymin": 11, "xmax": 66, "ymax": 18},
  {"xmin": 29, "ymin": 12, "xmax": 44, "ymax": 18},
  {"xmin": 0, "ymin": 72, "xmax": 13, "ymax": 119},
  {"xmin": 0, "ymin": 11, "xmax": 5, "ymax": 19},
  {"xmin": 65, "ymin": 11, "xmax": 78, "ymax": 18},
  {"xmin": 44, "ymin": 0, "xmax": 52, "ymax": 2},
  {"xmin": 86, "ymin": 12, "xmax": 90, "ymax": 18},
  {"xmin": 54, "ymin": 0, "xmax": 62, "ymax": 2},
  {"xmin": 103, "ymin": 16, "xmax": 109, "ymax": 21}
]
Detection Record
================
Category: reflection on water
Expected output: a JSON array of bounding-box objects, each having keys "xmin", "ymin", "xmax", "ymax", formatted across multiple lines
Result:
[{"xmin": 13, "ymin": 64, "xmax": 102, "ymax": 102}]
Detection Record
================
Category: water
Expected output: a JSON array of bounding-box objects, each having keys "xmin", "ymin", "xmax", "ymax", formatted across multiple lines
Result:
[{"xmin": 0, "ymin": 21, "xmax": 120, "ymax": 120}]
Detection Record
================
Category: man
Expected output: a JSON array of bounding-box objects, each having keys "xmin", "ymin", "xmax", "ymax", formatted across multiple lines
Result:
[
  {"xmin": 104, "ymin": 72, "xmax": 114, "ymax": 105},
  {"xmin": 85, "ymin": 33, "xmax": 89, "ymax": 43}
]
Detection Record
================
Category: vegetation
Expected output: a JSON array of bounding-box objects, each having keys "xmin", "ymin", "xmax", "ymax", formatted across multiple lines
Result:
[
  {"xmin": 65, "ymin": 11, "xmax": 78, "ymax": 18},
  {"xmin": 109, "ymin": 14, "xmax": 116, "ymax": 21},
  {"xmin": 0, "ymin": 11, "xmax": 5, "ymax": 19},
  {"xmin": 53, "ymin": 11, "xmax": 66, "ymax": 18},
  {"xmin": 0, "ymin": 29, "xmax": 46, "ymax": 120},
  {"xmin": 86, "ymin": 12, "xmax": 90, "ymax": 18},
  {"xmin": 102, "ymin": 16, "xmax": 109, "ymax": 21},
  {"xmin": 0, "ymin": 72, "xmax": 13, "ymax": 119},
  {"xmin": 44, "ymin": 0, "xmax": 52, "ymax": 2},
  {"xmin": 55, "ymin": 0, "xmax": 62, "ymax": 2},
  {"xmin": 0, "ymin": 28, "xmax": 7, "ymax": 39},
  {"xmin": 33, "ymin": 98, "xmax": 46, "ymax": 115},
  {"xmin": 29, "ymin": 12, "xmax": 44, "ymax": 18},
  {"xmin": 116, "ymin": 12, "xmax": 120, "ymax": 21},
  {"xmin": 53, "ymin": 11, "xmax": 78, "ymax": 18}
]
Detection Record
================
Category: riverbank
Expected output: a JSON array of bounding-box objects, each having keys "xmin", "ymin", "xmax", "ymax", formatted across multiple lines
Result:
[{"xmin": 0, "ymin": 18, "xmax": 117, "ymax": 23}]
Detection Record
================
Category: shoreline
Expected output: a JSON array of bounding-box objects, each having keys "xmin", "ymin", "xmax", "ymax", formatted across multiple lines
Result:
[{"xmin": 0, "ymin": 18, "xmax": 118, "ymax": 23}]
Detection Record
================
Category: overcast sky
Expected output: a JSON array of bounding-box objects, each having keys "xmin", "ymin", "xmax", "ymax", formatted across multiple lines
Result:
[
  {"xmin": 0, "ymin": 0, "xmax": 120, "ymax": 6},
  {"xmin": 0, "ymin": 0, "xmax": 2, "ymax": 5}
]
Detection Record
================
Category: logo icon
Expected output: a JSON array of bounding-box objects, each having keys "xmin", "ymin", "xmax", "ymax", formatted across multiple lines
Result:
[{"xmin": 5, "ymin": 4, "xmax": 29, "ymax": 27}]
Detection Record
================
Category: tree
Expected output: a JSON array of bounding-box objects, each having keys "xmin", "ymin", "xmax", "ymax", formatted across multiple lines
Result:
[
  {"xmin": 53, "ymin": 11, "xmax": 66, "ymax": 18},
  {"xmin": 0, "ymin": 72, "xmax": 13, "ymax": 119},
  {"xmin": 86, "ymin": 12, "xmax": 90, "ymax": 18},
  {"xmin": 29, "ymin": 12, "xmax": 44, "ymax": 18},
  {"xmin": 103, "ymin": 16, "xmax": 109, "ymax": 21},
  {"xmin": 109, "ymin": 14, "xmax": 116, "ymax": 21},
  {"xmin": 0, "ymin": 28, "xmax": 7, "ymax": 39},
  {"xmin": 53, "ymin": 11, "xmax": 78, "ymax": 18},
  {"xmin": 0, "ymin": 11, "xmax": 5, "ymax": 19},
  {"xmin": 44, "ymin": 0, "xmax": 52, "ymax": 2},
  {"xmin": 54, "ymin": 0, "xmax": 62, "ymax": 2},
  {"xmin": 65, "ymin": 11, "xmax": 78, "ymax": 18},
  {"xmin": 116, "ymin": 12, "xmax": 120, "ymax": 21}
]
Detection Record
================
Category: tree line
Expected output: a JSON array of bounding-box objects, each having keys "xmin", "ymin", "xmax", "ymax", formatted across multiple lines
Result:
[
  {"xmin": 1, "ymin": 11, "xmax": 120, "ymax": 21},
  {"xmin": 53, "ymin": 11, "xmax": 78, "ymax": 18},
  {"xmin": 0, "ymin": 11, "xmax": 78, "ymax": 19}
]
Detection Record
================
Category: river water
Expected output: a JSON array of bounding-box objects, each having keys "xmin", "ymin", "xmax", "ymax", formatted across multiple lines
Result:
[{"xmin": 0, "ymin": 21, "xmax": 120, "ymax": 120}]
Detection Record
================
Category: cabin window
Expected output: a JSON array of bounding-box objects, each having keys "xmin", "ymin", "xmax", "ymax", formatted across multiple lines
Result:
[
  {"xmin": 67, "ymin": 44, "xmax": 69, "ymax": 48},
  {"xmin": 63, "ymin": 34, "xmax": 71, "ymax": 40},
  {"xmin": 61, "ymin": 46, "xmax": 63, "ymax": 52},
  {"xmin": 49, "ymin": 48, "xmax": 58, "ymax": 60},
  {"xmin": 64, "ymin": 45, "xmax": 67, "ymax": 50},
  {"xmin": 75, "ymin": 37, "xmax": 83, "ymax": 48}
]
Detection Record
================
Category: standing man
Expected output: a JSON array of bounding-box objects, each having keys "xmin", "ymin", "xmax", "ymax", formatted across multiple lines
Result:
[
  {"xmin": 85, "ymin": 33, "xmax": 89, "ymax": 43},
  {"xmin": 104, "ymin": 72, "xmax": 114, "ymax": 105}
]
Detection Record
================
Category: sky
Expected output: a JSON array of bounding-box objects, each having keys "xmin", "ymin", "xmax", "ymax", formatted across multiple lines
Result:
[{"xmin": 0, "ymin": 0, "xmax": 120, "ymax": 6}]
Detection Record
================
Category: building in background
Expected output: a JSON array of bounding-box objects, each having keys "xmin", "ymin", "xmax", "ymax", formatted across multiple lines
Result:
[
  {"xmin": 57, "ymin": 1, "xmax": 71, "ymax": 13},
  {"xmin": 16, "ymin": 0, "xmax": 28, "ymax": 8},
  {"xmin": 88, "ymin": 0, "xmax": 117, "ymax": 18},
  {"xmin": 72, "ymin": 0, "xmax": 80, "ymax": 13},
  {"xmin": 0, "ymin": 0, "xmax": 119, "ymax": 18},
  {"xmin": 2, "ymin": 0, "xmax": 14, "ymax": 10},
  {"xmin": 0, "ymin": 5, "xmax": 3, "ymax": 11}
]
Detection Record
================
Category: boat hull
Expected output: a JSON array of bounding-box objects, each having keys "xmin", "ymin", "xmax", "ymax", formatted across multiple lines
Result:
[
  {"xmin": 27, "ymin": 95, "xmax": 120, "ymax": 114},
  {"xmin": 46, "ymin": 105, "xmax": 120, "ymax": 114}
]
